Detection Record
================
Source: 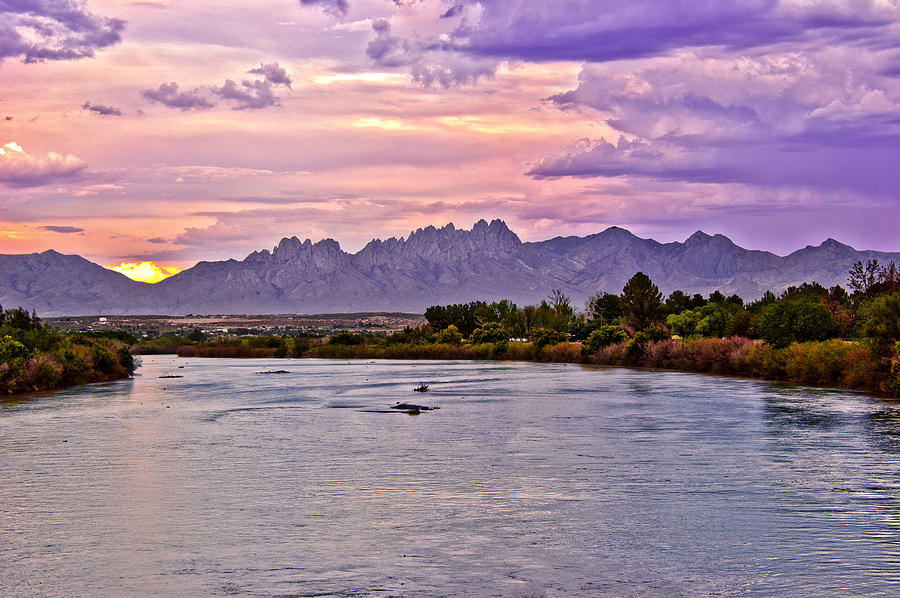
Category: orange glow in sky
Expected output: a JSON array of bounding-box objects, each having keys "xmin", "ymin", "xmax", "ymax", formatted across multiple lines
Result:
[{"xmin": 110, "ymin": 262, "xmax": 181, "ymax": 284}]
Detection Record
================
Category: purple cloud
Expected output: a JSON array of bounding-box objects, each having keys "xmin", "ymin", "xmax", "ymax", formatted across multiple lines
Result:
[
  {"xmin": 298, "ymin": 0, "xmax": 349, "ymax": 17},
  {"xmin": 528, "ymin": 135, "xmax": 900, "ymax": 196},
  {"xmin": 0, "ymin": 142, "xmax": 87, "ymax": 187},
  {"xmin": 213, "ymin": 79, "xmax": 278, "ymax": 110},
  {"xmin": 366, "ymin": 18, "xmax": 419, "ymax": 68},
  {"xmin": 365, "ymin": 17, "xmax": 495, "ymax": 87},
  {"xmin": 531, "ymin": 40, "xmax": 900, "ymax": 197},
  {"xmin": 41, "ymin": 225, "xmax": 84, "ymax": 233},
  {"xmin": 248, "ymin": 62, "xmax": 292, "ymax": 88},
  {"xmin": 140, "ymin": 82, "xmax": 214, "ymax": 111},
  {"xmin": 361, "ymin": 1, "xmax": 899, "ymax": 91},
  {"xmin": 0, "ymin": 0, "xmax": 125, "ymax": 63},
  {"xmin": 143, "ymin": 64, "xmax": 292, "ymax": 112},
  {"xmin": 451, "ymin": 1, "xmax": 897, "ymax": 63},
  {"xmin": 82, "ymin": 101, "xmax": 122, "ymax": 116}
]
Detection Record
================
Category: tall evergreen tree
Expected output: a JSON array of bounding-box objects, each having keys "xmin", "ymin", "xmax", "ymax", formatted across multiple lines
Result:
[{"xmin": 620, "ymin": 272, "xmax": 663, "ymax": 331}]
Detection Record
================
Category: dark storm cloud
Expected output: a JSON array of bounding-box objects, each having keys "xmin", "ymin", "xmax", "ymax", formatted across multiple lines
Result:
[
  {"xmin": 451, "ymin": 0, "xmax": 898, "ymax": 63},
  {"xmin": 445, "ymin": 1, "xmax": 897, "ymax": 199},
  {"xmin": 140, "ymin": 82, "xmax": 214, "ymax": 111},
  {"xmin": 529, "ymin": 133, "xmax": 900, "ymax": 196},
  {"xmin": 0, "ymin": 0, "xmax": 125, "ymax": 63},
  {"xmin": 82, "ymin": 101, "xmax": 122, "ymax": 116}
]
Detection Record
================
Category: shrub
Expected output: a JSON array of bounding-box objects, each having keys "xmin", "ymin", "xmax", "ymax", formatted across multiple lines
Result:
[
  {"xmin": 328, "ymin": 331, "xmax": 366, "ymax": 346},
  {"xmin": 582, "ymin": 325, "xmax": 631, "ymax": 355},
  {"xmin": 437, "ymin": 324, "xmax": 463, "ymax": 345},
  {"xmin": 529, "ymin": 327, "xmax": 567, "ymax": 347},
  {"xmin": 471, "ymin": 322, "xmax": 508, "ymax": 344},
  {"xmin": 544, "ymin": 342, "xmax": 581, "ymax": 363},
  {"xmin": 0, "ymin": 335, "xmax": 31, "ymax": 362}
]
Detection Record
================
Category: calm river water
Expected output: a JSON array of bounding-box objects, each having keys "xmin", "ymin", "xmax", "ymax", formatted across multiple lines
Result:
[{"xmin": 2, "ymin": 356, "xmax": 900, "ymax": 597}]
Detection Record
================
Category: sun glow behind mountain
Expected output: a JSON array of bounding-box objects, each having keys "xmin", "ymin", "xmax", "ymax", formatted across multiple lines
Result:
[{"xmin": 110, "ymin": 262, "xmax": 181, "ymax": 283}]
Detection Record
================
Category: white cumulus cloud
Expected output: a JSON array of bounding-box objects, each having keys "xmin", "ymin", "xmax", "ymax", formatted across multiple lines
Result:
[{"xmin": 0, "ymin": 141, "xmax": 87, "ymax": 187}]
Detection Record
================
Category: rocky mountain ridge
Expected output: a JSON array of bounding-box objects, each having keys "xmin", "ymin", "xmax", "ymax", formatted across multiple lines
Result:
[{"xmin": 2, "ymin": 219, "xmax": 897, "ymax": 316}]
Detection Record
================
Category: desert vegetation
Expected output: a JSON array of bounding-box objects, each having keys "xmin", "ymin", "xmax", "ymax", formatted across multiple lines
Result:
[
  {"xmin": 0, "ymin": 306, "xmax": 136, "ymax": 394},
  {"xmin": 316, "ymin": 260, "xmax": 900, "ymax": 396}
]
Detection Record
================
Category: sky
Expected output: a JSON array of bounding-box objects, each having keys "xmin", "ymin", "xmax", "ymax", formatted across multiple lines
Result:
[{"xmin": 1, "ymin": 0, "xmax": 899, "ymax": 281}]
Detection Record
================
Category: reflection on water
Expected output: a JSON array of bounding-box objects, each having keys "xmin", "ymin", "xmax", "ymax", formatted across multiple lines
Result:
[
  {"xmin": 867, "ymin": 407, "xmax": 900, "ymax": 454},
  {"xmin": 1, "ymin": 356, "xmax": 899, "ymax": 597}
]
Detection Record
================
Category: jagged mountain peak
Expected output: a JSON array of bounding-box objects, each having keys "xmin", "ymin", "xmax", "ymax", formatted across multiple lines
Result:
[
  {"xmin": 400, "ymin": 219, "xmax": 521, "ymax": 256},
  {"xmin": 3, "ymin": 222, "xmax": 899, "ymax": 316}
]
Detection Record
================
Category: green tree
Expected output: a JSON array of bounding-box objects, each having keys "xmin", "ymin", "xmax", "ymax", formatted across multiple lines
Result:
[
  {"xmin": 0, "ymin": 335, "xmax": 30, "ymax": 362},
  {"xmin": 849, "ymin": 259, "xmax": 883, "ymax": 297},
  {"xmin": 708, "ymin": 290, "xmax": 726, "ymax": 304},
  {"xmin": 587, "ymin": 292, "xmax": 622, "ymax": 322},
  {"xmin": 849, "ymin": 260, "xmax": 900, "ymax": 298},
  {"xmin": 666, "ymin": 309, "xmax": 704, "ymax": 338},
  {"xmin": 756, "ymin": 301, "xmax": 842, "ymax": 348},
  {"xmin": 860, "ymin": 293, "xmax": 900, "ymax": 356},
  {"xmin": 328, "ymin": 331, "xmax": 365, "ymax": 345},
  {"xmin": 545, "ymin": 289, "xmax": 575, "ymax": 331},
  {"xmin": 471, "ymin": 322, "xmax": 508, "ymax": 344},
  {"xmin": 436, "ymin": 324, "xmax": 463, "ymax": 344},
  {"xmin": 529, "ymin": 327, "xmax": 567, "ymax": 347},
  {"xmin": 748, "ymin": 291, "xmax": 777, "ymax": 313},
  {"xmin": 582, "ymin": 325, "xmax": 630, "ymax": 354},
  {"xmin": 620, "ymin": 272, "xmax": 663, "ymax": 331},
  {"xmin": 664, "ymin": 290, "xmax": 693, "ymax": 315},
  {"xmin": 187, "ymin": 327, "xmax": 206, "ymax": 342}
]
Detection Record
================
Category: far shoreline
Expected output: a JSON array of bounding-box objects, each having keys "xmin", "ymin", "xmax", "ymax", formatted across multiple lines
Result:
[{"xmin": 132, "ymin": 337, "xmax": 899, "ymax": 400}]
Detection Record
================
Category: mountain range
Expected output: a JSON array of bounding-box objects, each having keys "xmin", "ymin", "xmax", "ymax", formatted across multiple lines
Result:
[{"xmin": 2, "ymin": 219, "xmax": 898, "ymax": 316}]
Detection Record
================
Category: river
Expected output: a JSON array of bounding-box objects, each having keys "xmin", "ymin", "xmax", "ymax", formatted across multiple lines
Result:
[{"xmin": 2, "ymin": 356, "xmax": 899, "ymax": 597}]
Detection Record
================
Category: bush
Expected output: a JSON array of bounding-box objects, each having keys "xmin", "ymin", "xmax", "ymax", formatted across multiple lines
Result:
[
  {"xmin": 529, "ymin": 327, "xmax": 567, "ymax": 347},
  {"xmin": 0, "ymin": 335, "xmax": 31, "ymax": 362},
  {"xmin": 328, "ymin": 331, "xmax": 366, "ymax": 346},
  {"xmin": 582, "ymin": 325, "xmax": 630, "ymax": 354},
  {"xmin": 437, "ymin": 324, "xmax": 463, "ymax": 344},
  {"xmin": 471, "ymin": 322, "xmax": 508, "ymax": 344},
  {"xmin": 544, "ymin": 342, "xmax": 581, "ymax": 363}
]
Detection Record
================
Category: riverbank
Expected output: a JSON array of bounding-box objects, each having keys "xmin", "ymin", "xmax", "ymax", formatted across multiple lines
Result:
[
  {"xmin": 150, "ymin": 335, "xmax": 899, "ymax": 397},
  {"xmin": 1, "ymin": 308, "xmax": 137, "ymax": 395}
]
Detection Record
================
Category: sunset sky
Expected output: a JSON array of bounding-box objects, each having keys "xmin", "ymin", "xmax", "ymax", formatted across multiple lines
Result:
[{"xmin": 2, "ymin": 1, "xmax": 899, "ymax": 281}]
